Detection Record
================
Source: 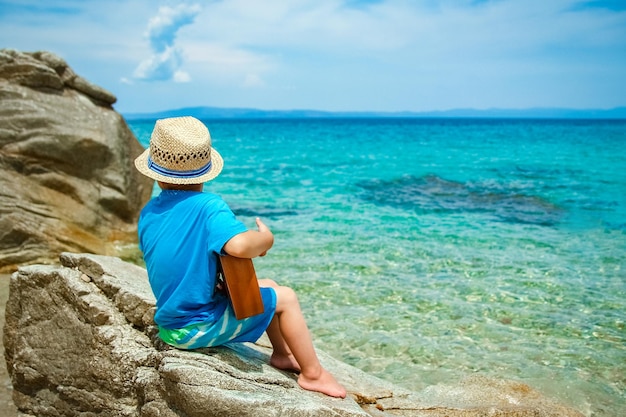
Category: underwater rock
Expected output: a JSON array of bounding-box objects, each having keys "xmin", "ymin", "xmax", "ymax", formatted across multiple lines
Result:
[
  {"xmin": 358, "ymin": 175, "xmax": 563, "ymax": 226},
  {"xmin": 231, "ymin": 205, "xmax": 299, "ymax": 219}
]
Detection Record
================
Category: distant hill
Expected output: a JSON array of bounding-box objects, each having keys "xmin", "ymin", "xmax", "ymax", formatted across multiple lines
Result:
[{"xmin": 124, "ymin": 106, "xmax": 626, "ymax": 120}]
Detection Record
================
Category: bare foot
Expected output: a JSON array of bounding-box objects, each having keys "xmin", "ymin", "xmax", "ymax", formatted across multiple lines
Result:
[
  {"xmin": 298, "ymin": 368, "xmax": 347, "ymax": 398},
  {"xmin": 270, "ymin": 352, "xmax": 301, "ymax": 373}
]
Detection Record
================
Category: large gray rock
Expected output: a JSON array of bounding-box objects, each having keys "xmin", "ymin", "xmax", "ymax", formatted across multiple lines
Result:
[
  {"xmin": 3, "ymin": 253, "xmax": 585, "ymax": 416},
  {"xmin": 0, "ymin": 49, "xmax": 153, "ymax": 272}
]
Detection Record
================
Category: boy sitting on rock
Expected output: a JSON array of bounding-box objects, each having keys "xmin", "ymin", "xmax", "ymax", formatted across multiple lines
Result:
[{"xmin": 134, "ymin": 116, "xmax": 346, "ymax": 398}]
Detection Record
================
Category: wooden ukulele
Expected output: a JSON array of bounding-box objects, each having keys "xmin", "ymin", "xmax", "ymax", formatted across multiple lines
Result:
[{"xmin": 217, "ymin": 254, "xmax": 265, "ymax": 320}]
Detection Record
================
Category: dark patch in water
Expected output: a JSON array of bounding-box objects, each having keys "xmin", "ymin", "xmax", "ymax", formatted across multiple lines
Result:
[
  {"xmin": 357, "ymin": 175, "xmax": 564, "ymax": 226},
  {"xmin": 231, "ymin": 205, "xmax": 299, "ymax": 219}
]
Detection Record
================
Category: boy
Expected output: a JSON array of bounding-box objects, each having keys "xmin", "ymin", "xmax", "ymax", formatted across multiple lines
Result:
[{"xmin": 134, "ymin": 116, "xmax": 346, "ymax": 398}]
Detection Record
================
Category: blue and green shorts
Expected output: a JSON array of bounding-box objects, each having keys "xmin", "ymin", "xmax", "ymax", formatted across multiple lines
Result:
[{"xmin": 158, "ymin": 287, "xmax": 277, "ymax": 349}]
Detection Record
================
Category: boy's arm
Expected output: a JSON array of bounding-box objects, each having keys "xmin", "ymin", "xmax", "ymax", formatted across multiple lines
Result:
[{"xmin": 223, "ymin": 217, "xmax": 274, "ymax": 258}]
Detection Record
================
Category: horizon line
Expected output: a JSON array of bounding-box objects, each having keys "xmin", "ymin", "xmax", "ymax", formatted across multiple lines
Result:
[{"xmin": 122, "ymin": 105, "xmax": 626, "ymax": 120}]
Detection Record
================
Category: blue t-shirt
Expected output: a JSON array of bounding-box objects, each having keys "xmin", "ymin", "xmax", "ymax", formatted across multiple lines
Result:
[{"xmin": 138, "ymin": 189, "xmax": 247, "ymax": 329}]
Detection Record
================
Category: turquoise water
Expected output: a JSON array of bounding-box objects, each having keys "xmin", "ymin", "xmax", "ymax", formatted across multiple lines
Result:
[{"xmin": 129, "ymin": 118, "xmax": 625, "ymax": 416}]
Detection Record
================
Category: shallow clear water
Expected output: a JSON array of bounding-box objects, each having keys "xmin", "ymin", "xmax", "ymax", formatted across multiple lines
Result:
[{"xmin": 130, "ymin": 118, "xmax": 626, "ymax": 416}]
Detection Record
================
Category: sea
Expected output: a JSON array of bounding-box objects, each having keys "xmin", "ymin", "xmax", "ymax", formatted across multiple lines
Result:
[{"xmin": 129, "ymin": 117, "xmax": 625, "ymax": 416}]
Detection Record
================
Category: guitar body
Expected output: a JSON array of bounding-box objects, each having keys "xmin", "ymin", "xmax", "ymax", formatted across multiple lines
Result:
[{"xmin": 218, "ymin": 255, "xmax": 265, "ymax": 320}]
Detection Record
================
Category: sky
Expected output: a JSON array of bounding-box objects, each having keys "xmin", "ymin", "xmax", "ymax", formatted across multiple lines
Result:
[{"xmin": 1, "ymin": 0, "xmax": 625, "ymax": 114}]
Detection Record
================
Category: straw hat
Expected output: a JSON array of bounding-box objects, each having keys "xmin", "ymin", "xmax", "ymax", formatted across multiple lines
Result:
[{"xmin": 134, "ymin": 116, "xmax": 223, "ymax": 184}]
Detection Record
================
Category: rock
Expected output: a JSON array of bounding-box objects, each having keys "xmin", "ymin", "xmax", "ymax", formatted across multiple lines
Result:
[
  {"xmin": 3, "ymin": 253, "xmax": 585, "ymax": 417},
  {"xmin": 0, "ymin": 49, "xmax": 153, "ymax": 272},
  {"xmin": 0, "ymin": 49, "xmax": 116, "ymax": 105}
]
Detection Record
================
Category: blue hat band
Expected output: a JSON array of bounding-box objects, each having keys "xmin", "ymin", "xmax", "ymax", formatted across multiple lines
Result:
[{"xmin": 147, "ymin": 156, "xmax": 213, "ymax": 179}]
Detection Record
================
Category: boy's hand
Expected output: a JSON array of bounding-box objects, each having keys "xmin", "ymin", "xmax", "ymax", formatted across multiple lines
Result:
[
  {"xmin": 255, "ymin": 218, "xmax": 271, "ymax": 256},
  {"xmin": 256, "ymin": 217, "xmax": 270, "ymax": 232}
]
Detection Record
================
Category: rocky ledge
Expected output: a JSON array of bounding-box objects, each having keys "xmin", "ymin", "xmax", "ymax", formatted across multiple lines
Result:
[{"xmin": 3, "ymin": 253, "xmax": 584, "ymax": 416}]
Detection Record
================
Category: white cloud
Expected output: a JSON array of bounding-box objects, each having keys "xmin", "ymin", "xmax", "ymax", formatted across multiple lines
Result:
[
  {"xmin": 243, "ymin": 73, "xmax": 265, "ymax": 88},
  {"xmin": 133, "ymin": 45, "xmax": 183, "ymax": 81},
  {"xmin": 132, "ymin": 3, "xmax": 201, "ymax": 82},
  {"xmin": 146, "ymin": 3, "xmax": 202, "ymax": 52},
  {"xmin": 173, "ymin": 70, "xmax": 191, "ymax": 83}
]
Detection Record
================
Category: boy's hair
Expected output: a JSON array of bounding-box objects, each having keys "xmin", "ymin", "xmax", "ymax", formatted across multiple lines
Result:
[{"xmin": 158, "ymin": 181, "xmax": 203, "ymax": 191}]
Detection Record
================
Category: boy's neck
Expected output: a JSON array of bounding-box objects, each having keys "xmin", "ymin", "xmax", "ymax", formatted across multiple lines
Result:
[{"xmin": 158, "ymin": 181, "xmax": 204, "ymax": 192}]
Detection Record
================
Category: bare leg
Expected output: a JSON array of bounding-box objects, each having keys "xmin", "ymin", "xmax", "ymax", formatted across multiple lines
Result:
[
  {"xmin": 265, "ymin": 318, "xmax": 301, "ymax": 372},
  {"xmin": 259, "ymin": 279, "xmax": 300, "ymax": 372},
  {"xmin": 269, "ymin": 284, "xmax": 346, "ymax": 398}
]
